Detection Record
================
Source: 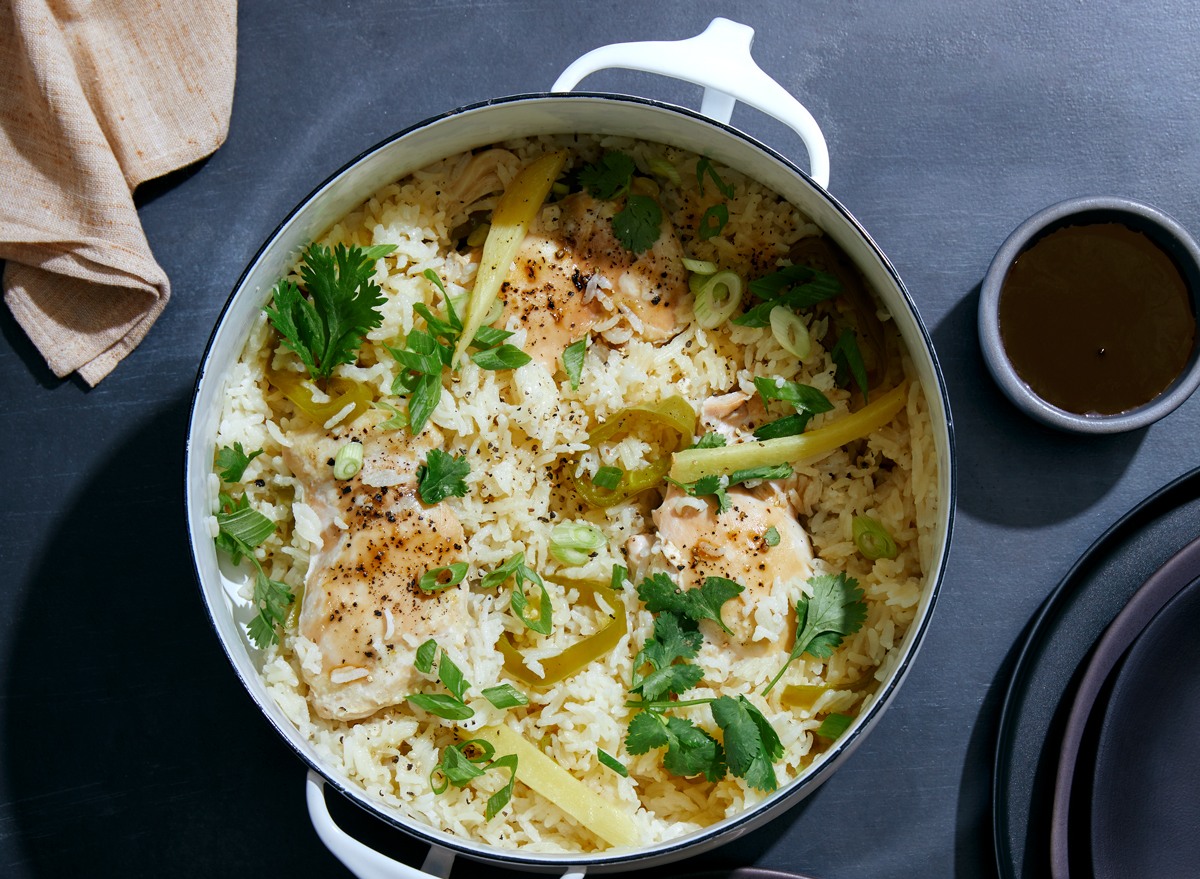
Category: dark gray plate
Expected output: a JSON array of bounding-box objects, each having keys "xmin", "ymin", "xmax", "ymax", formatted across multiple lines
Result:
[
  {"xmin": 993, "ymin": 466, "xmax": 1200, "ymax": 879},
  {"xmin": 1087, "ymin": 576, "xmax": 1200, "ymax": 877}
]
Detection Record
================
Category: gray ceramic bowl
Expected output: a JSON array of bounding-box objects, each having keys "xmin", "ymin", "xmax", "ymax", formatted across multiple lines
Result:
[{"xmin": 978, "ymin": 196, "xmax": 1200, "ymax": 433}]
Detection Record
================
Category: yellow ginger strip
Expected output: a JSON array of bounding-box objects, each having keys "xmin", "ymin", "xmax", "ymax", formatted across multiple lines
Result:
[
  {"xmin": 451, "ymin": 150, "xmax": 567, "ymax": 368},
  {"xmin": 473, "ymin": 724, "xmax": 639, "ymax": 849},
  {"xmin": 670, "ymin": 383, "xmax": 909, "ymax": 483}
]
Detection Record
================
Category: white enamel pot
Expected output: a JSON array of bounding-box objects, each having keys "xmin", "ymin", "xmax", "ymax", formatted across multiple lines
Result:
[{"xmin": 185, "ymin": 18, "xmax": 956, "ymax": 879}]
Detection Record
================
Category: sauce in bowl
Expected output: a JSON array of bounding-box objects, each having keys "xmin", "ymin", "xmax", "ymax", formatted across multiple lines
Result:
[{"xmin": 998, "ymin": 222, "xmax": 1197, "ymax": 415}]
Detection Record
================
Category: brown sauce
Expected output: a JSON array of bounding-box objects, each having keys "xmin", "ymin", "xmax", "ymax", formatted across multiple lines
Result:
[{"xmin": 998, "ymin": 222, "xmax": 1196, "ymax": 415}]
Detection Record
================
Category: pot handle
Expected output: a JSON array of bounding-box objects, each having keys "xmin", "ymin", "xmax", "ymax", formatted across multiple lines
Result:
[
  {"xmin": 306, "ymin": 770, "xmax": 588, "ymax": 879},
  {"xmin": 551, "ymin": 17, "xmax": 831, "ymax": 190}
]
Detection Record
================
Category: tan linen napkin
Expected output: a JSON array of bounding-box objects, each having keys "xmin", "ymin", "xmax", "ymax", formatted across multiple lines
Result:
[{"xmin": 0, "ymin": 0, "xmax": 236, "ymax": 385}]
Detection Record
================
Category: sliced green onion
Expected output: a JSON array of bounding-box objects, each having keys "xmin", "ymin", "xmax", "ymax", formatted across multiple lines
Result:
[
  {"xmin": 692, "ymin": 270, "xmax": 743, "ymax": 329},
  {"xmin": 598, "ymin": 748, "xmax": 629, "ymax": 776},
  {"xmin": 481, "ymin": 684, "xmax": 529, "ymax": 709},
  {"xmin": 415, "ymin": 638, "xmax": 438, "ymax": 674},
  {"xmin": 562, "ymin": 337, "xmax": 586, "ymax": 391},
  {"xmin": 816, "ymin": 712, "xmax": 854, "ymax": 739},
  {"xmin": 592, "ymin": 466, "xmax": 624, "ymax": 490},
  {"xmin": 333, "ymin": 441, "xmax": 363, "ymax": 480},
  {"xmin": 485, "ymin": 754, "xmax": 519, "ymax": 819},
  {"xmin": 418, "ymin": 561, "xmax": 469, "ymax": 592},
  {"xmin": 439, "ymin": 652, "xmax": 470, "ymax": 701},
  {"xmin": 439, "ymin": 743, "xmax": 487, "ymax": 786},
  {"xmin": 648, "ymin": 158, "xmax": 682, "ymax": 187},
  {"xmin": 551, "ymin": 182, "xmax": 570, "ymax": 195},
  {"xmin": 405, "ymin": 692, "xmax": 474, "ymax": 720},
  {"xmin": 852, "ymin": 516, "xmax": 899, "ymax": 560},
  {"xmin": 610, "ymin": 564, "xmax": 627, "ymax": 591},
  {"xmin": 698, "ymin": 203, "xmax": 729, "ymax": 240},
  {"xmin": 681, "ymin": 258, "xmax": 718, "ymax": 274},
  {"xmin": 549, "ymin": 521, "xmax": 607, "ymax": 566},
  {"xmin": 769, "ymin": 306, "xmax": 812, "ymax": 359}
]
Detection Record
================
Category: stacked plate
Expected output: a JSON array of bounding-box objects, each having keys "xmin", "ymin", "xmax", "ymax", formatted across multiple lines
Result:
[{"xmin": 993, "ymin": 467, "xmax": 1200, "ymax": 879}]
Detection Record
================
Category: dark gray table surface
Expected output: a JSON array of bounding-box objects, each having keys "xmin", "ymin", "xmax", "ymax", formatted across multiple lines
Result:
[{"xmin": 4, "ymin": 1, "xmax": 1199, "ymax": 876}]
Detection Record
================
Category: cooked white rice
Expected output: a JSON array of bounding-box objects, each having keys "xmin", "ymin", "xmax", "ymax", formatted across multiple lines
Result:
[{"xmin": 212, "ymin": 134, "xmax": 938, "ymax": 852}]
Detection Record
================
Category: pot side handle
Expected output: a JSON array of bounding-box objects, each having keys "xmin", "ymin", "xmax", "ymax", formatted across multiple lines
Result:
[
  {"xmin": 551, "ymin": 17, "xmax": 831, "ymax": 190},
  {"xmin": 306, "ymin": 770, "xmax": 587, "ymax": 879}
]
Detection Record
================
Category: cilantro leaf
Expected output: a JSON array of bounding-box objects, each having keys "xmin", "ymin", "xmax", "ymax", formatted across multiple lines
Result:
[
  {"xmin": 831, "ymin": 327, "xmax": 870, "ymax": 402},
  {"xmin": 417, "ymin": 449, "xmax": 470, "ymax": 505},
  {"xmin": 764, "ymin": 525, "xmax": 781, "ymax": 547},
  {"xmin": 625, "ymin": 711, "xmax": 726, "ymax": 782},
  {"xmin": 562, "ymin": 337, "xmax": 587, "ymax": 390},
  {"xmin": 687, "ymin": 432, "xmax": 726, "ymax": 450},
  {"xmin": 264, "ymin": 243, "xmax": 394, "ymax": 381},
  {"xmin": 637, "ymin": 573, "xmax": 744, "ymax": 636},
  {"xmin": 247, "ymin": 569, "xmax": 293, "ymax": 648},
  {"xmin": 216, "ymin": 442, "xmax": 263, "ymax": 483},
  {"xmin": 763, "ymin": 572, "xmax": 867, "ymax": 695},
  {"xmin": 711, "ymin": 695, "xmax": 783, "ymax": 792},
  {"xmin": 611, "ymin": 194, "xmax": 663, "ymax": 253},
  {"xmin": 579, "ymin": 151, "xmax": 636, "ymax": 199}
]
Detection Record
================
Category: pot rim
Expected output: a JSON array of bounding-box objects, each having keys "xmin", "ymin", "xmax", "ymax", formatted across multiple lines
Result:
[{"xmin": 185, "ymin": 90, "xmax": 956, "ymax": 870}]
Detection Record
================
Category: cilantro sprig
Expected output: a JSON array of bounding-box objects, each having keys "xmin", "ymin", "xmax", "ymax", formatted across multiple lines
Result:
[
  {"xmin": 264, "ymin": 243, "xmax": 396, "ymax": 381},
  {"xmin": 622, "ymin": 574, "xmax": 784, "ymax": 792},
  {"xmin": 763, "ymin": 573, "xmax": 868, "ymax": 695},
  {"xmin": 214, "ymin": 493, "xmax": 293, "ymax": 648},
  {"xmin": 579, "ymin": 151, "xmax": 663, "ymax": 253},
  {"xmin": 630, "ymin": 610, "xmax": 705, "ymax": 701}
]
